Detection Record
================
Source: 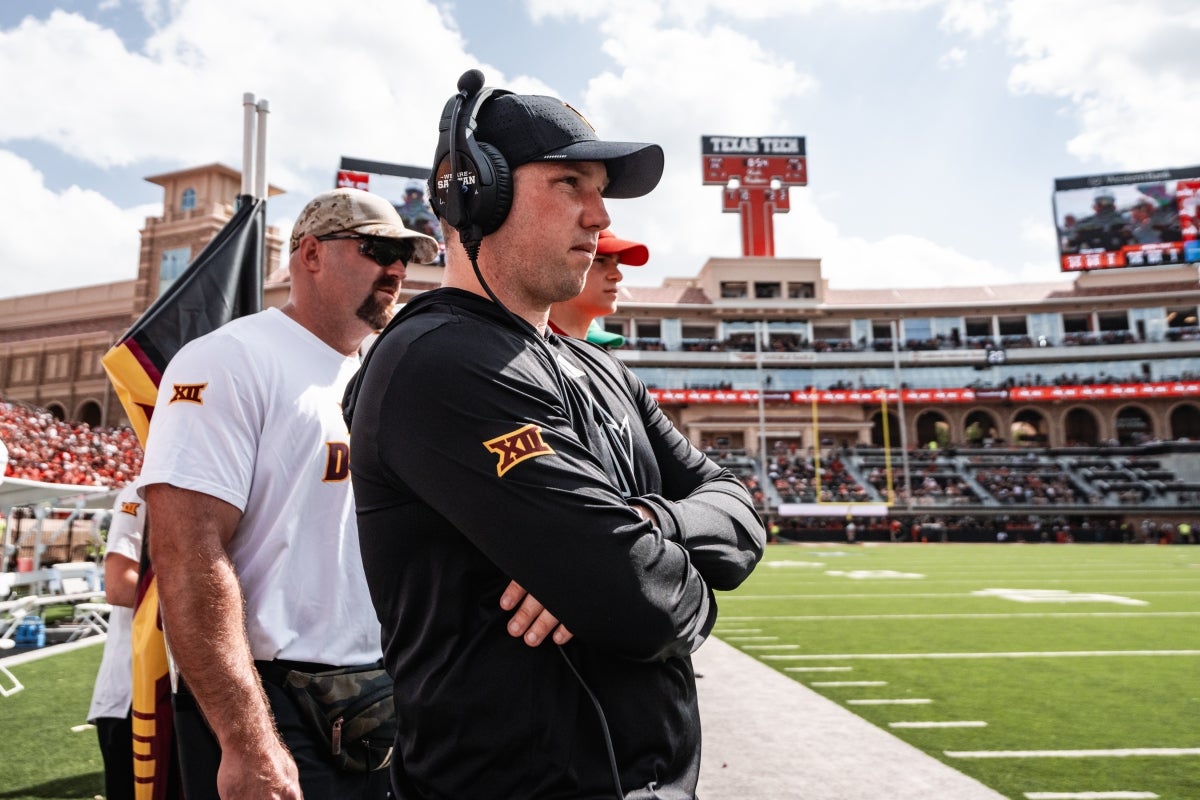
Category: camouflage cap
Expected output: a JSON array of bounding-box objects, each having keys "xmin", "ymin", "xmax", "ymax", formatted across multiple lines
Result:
[{"xmin": 290, "ymin": 187, "xmax": 439, "ymax": 264}]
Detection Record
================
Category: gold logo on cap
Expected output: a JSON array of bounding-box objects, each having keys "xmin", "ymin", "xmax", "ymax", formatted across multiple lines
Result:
[
  {"xmin": 562, "ymin": 102, "xmax": 596, "ymax": 132},
  {"xmin": 483, "ymin": 424, "xmax": 555, "ymax": 477}
]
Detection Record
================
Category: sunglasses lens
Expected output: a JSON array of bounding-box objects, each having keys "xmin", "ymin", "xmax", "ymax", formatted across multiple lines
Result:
[{"xmin": 360, "ymin": 239, "xmax": 410, "ymax": 267}]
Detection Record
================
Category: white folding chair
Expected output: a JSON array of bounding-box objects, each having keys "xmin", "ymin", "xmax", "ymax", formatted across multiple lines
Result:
[
  {"xmin": 68, "ymin": 601, "xmax": 112, "ymax": 641},
  {"xmin": 0, "ymin": 647, "xmax": 23, "ymax": 697}
]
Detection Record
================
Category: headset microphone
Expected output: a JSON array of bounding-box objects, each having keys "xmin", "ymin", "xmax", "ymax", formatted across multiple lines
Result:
[
  {"xmin": 446, "ymin": 69, "xmax": 485, "ymax": 245},
  {"xmin": 430, "ymin": 69, "xmax": 514, "ymax": 260},
  {"xmin": 457, "ymin": 68, "xmax": 485, "ymax": 98}
]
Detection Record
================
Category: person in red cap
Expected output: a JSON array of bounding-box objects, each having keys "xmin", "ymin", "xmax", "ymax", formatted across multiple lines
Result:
[{"xmin": 548, "ymin": 227, "xmax": 648, "ymax": 348}]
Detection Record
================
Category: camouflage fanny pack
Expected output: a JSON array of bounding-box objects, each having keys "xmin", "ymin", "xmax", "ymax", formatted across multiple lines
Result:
[{"xmin": 259, "ymin": 660, "xmax": 396, "ymax": 773}]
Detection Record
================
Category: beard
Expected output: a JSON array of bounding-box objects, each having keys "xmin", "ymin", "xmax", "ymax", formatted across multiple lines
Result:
[{"xmin": 356, "ymin": 277, "xmax": 401, "ymax": 330}]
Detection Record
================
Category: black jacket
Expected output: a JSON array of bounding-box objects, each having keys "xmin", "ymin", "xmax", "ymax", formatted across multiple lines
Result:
[{"xmin": 346, "ymin": 288, "xmax": 765, "ymax": 799}]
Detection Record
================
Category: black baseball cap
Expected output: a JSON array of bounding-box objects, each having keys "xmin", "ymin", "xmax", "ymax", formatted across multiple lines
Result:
[{"xmin": 476, "ymin": 93, "xmax": 664, "ymax": 199}]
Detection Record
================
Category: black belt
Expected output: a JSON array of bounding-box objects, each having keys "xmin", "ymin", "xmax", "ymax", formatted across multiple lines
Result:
[{"xmin": 254, "ymin": 658, "xmax": 339, "ymax": 686}]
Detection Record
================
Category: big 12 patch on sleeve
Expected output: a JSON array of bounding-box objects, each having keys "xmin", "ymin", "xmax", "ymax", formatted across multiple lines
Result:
[{"xmin": 482, "ymin": 424, "xmax": 554, "ymax": 477}]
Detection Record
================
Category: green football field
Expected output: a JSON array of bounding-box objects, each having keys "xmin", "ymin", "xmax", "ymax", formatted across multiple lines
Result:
[
  {"xmin": 0, "ymin": 543, "xmax": 1197, "ymax": 799},
  {"xmin": 714, "ymin": 541, "xmax": 1200, "ymax": 800}
]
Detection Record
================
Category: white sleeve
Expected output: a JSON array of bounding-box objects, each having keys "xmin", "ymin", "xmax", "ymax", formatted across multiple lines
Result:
[
  {"xmin": 138, "ymin": 334, "xmax": 263, "ymax": 512},
  {"xmin": 106, "ymin": 484, "xmax": 145, "ymax": 562}
]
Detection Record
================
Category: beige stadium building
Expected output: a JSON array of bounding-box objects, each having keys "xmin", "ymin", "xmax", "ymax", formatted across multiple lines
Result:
[{"xmin": 2, "ymin": 164, "xmax": 1199, "ymax": 535}]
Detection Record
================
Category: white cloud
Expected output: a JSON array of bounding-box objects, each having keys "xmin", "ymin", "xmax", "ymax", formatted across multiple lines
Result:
[
  {"xmin": 937, "ymin": 46, "xmax": 967, "ymax": 69},
  {"xmin": 550, "ymin": 16, "xmax": 820, "ymax": 287},
  {"xmin": 0, "ymin": 0, "xmax": 492, "ymax": 298},
  {"xmin": 1003, "ymin": 0, "xmax": 1200, "ymax": 169},
  {"xmin": 0, "ymin": 2, "xmax": 477, "ymax": 184},
  {"xmin": 0, "ymin": 150, "xmax": 154, "ymax": 296},
  {"xmin": 1019, "ymin": 215, "xmax": 1056, "ymax": 248},
  {"xmin": 2, "ymin": 0, "xmax": 1198, "ymax": 301},
  {"xmin": 938, "ymin": 0, "xmax": 1000, "ymax": 36},
  {"xmin": 821, "ymin": 232, "xmax": 1039, "ymax": 288}
]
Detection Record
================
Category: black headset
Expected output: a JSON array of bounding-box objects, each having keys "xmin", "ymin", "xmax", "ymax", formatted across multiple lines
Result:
[{"xmin": 428, "ymin": 70, "xmax": 514, "ymax": 251}]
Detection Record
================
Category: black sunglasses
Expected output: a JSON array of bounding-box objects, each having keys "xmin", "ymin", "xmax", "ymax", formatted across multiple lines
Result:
[{"xmin": 316, "ymin": 234, "xmax": 413, "ymax": 267}]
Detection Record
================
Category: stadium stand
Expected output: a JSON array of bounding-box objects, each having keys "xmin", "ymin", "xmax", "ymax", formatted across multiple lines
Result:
[
  {"xmin": 1, "ymin": 399, "xmax": 142, "ymax": 488},
  {"xmin": 1, "ymin": 163, "xmax": 1197, "ymax": 546},
  {"xmin": 706, "ymin": 439, "xmax": 1199, "ymax": 543}
]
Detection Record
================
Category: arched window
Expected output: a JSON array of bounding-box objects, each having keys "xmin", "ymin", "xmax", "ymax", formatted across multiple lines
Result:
[
  {"xmin": 181, "ymin": 187, "xmax": 197, "ymax": 211},
  {"xmin": 76, "ymin": 400, "xmax": 102, "ymax": 427}
]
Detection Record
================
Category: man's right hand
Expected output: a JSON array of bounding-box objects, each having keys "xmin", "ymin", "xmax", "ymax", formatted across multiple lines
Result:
[
  {"xmin": 217, "ymin": 738, "xmax": 302, "ymax": 800},
  {"xmin": 500, "ymin": 580, "xmax": 573, "ymax": 647}
]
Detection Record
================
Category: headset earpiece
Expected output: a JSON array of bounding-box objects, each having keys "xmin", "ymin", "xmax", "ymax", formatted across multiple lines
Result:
[
  {"xmin": 473, "ymin": 141, "xmax": 512, "ymax": 237},
  {"xmin": 429, "ymin": 72, "xmax": 513, "ymax": 248}
]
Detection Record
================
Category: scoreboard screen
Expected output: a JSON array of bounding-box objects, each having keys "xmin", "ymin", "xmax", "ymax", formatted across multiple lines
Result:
[
  {"xmin": 701, "ymin": 135, "xmax": 807, "ymax": 187},
  {"xmin": 1052, "ymin": 165, "xmax": 1200, "ymax": 272}
]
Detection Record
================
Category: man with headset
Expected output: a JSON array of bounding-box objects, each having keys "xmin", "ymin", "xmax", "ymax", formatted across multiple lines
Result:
[{"xmin": 345, "ymin": 71, "xmax": 765, "ymax": 799}]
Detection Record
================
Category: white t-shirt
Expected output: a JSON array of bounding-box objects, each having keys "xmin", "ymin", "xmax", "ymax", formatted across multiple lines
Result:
[
  {"xmin": 88, "ymin": 483, "xmax": 143, "ymax": 722},
  {"xmin": 139, "ymin": 308, "xmax": 381, "ymax": 665}
]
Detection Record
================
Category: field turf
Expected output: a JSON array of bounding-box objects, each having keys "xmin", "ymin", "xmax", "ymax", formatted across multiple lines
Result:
[
  {"xmin": 0, "ymin": 543, "xmax": 1197, "ymax": 799},
  {"xmin": 0, "ymin": 644, "xmax": 104, "ymax": 799},
  {"xmin": 714, "ymin": 541, "xmax": 1200, "ymax": 799}
]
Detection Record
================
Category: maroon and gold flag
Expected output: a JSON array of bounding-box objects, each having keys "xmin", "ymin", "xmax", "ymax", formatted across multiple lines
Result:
[{"xmin": 102, "ymin": 195, "xmax": 265, "ymax": 800}]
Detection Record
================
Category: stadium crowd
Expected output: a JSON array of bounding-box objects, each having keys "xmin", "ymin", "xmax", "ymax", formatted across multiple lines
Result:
[
  {"xmin": 1, "ymin": 399, "xmax": 142, "ymax": 487},
  {"xmin": 622, "ymin": 327, "xmax": 1200, "ymax": 354},
  {"xmin": 766, "ymin": 449, "xmax": 872, "ymax": 505}
]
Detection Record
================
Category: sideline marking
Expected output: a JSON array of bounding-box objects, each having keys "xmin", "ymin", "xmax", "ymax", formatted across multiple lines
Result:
[
  {"xmin": 723, "ymin": 588, "xmax": 1200, "ymax": 601},
  {"xmin": 762, "ymin": 650, "xmax": 1200, "ymax": 661},
  {"xmin": 811, "ymin": 680, "xmax": 886, "ymax": 687},
  {"xmin": 848, "ymin": 698, "xmax": 931, "ymax": 705},
  {"xmin": 973, "ymin": 588, "xmax": 1148, "ymax": 606},
  {"xmin": 890, "ymin": 721, "xmax": 987, "ymax": 729},
  {"xmin": 825, "ymin": 569, "xmax": 924, "ymax": 580},
  {"xmin": 947, "ymin": 748, "xmax": 1200, "ymax": 758},
  {"xmin": 744, "ymin": 644, "xmax": 801, "ymax": 650},
  {"xmin": 1024, "ymin": 793, "xmax": 1159, "ymax": 799},
  {"xmin": 784, "ymin": 666, "xmax": 852, "ymax": 673},
  {"xmin": 728, "ymin": 611, "xmax": 1200, "ymax": 623},
  {"xmin": 723, "ymin": 636, "xmax": 778, "ymax": 642}
]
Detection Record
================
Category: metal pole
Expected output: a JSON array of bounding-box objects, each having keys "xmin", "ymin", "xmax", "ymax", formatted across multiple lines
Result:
[
  {"xmin": 241, "ymin": 93, "xmax": 256, "ymax": 199},
  {"xmin": 891, "ymin": 321, "xmax": 912, "ymax": 512},
  {"xmin": 756, "ymin": 321, "xmax": 769, "ymax": 502},
  {"xmin": 254, "ymin": 99, "xmax": 270, "ymax": 201}
]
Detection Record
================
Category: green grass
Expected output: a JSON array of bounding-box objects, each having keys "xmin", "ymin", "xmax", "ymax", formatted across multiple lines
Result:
[
  {"xmin": 0, "ymin": 643, "xmax": 104, "ymax": 799},
  {"xmin": 716, "ymin": 542, "xmax": 1200, "ymax": 799},
  {"xmin": 3, "ymin": 545, "xmax": 1199, "ymax": 799}
]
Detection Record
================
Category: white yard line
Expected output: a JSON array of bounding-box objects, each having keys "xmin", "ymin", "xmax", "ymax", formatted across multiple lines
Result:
[
  {"xmin": 723, "ymin": 588, "xmax": 1200, "ymax": 602},
  {"xmin": 890, "ymin": 721, "xmax": 987, "ymax": 728},
  {"xmin": 1024, "ymin": 792, "xmax": 1159, "ymax": 799},
  {"xmin": 784, "ymin": 666, "xmax": 853, "ymax": 673},
  {"xmin": 726, "ymin": 611, "xmax": 1200, "ymax": 623},
  {"xmin": 947, "ymin": 748, "xmax": 1200, "ymax": 758},
  {"xmin": 811, "ymin": 681, "xmax": 887, "ymax": 687},
  {"xmin": 847, "ymin": 698, "xmax": 932, "ymax": 705},
  {"xmin": 762, "ymin": 650, "xmax": 1200, "ymax": 661},
  {"xmin": 745, "ymin": 644, "xmax": 801, "ymax": 650}
]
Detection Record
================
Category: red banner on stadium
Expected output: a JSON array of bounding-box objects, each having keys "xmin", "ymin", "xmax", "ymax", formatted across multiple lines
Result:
[{"xmin": 648, "ymin": 381, "xmax": 1200, "ymax": 406}]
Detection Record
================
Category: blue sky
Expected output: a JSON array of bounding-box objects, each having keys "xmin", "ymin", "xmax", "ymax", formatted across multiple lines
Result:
[{"xmin": 1, "ymin": 0, "xmax": 1197, "ymax": 299}]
